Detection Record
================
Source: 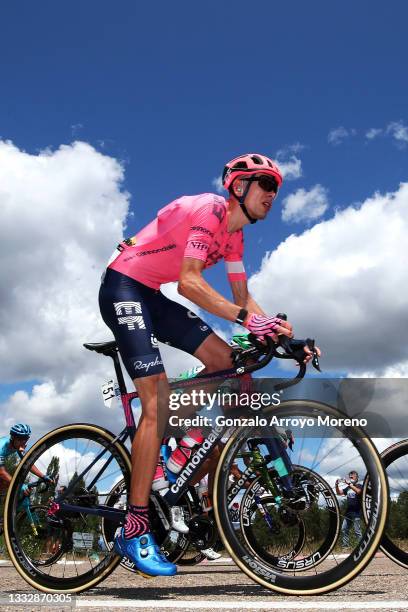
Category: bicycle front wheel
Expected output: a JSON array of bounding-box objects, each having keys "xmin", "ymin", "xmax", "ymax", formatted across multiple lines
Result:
[
  {"xmin": 378, "ymin": 439, "xmax": 408, "ymax": 568},
  {"xmin": 4, "ymin": 423, "xmax": 131, "ymax": 593},
  {"xmin": 214, "ymin": 399, "xmax": 388, "ymax": 595}
]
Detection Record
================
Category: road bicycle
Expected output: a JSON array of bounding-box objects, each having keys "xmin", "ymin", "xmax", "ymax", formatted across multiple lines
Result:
[{"xmin": 3, "ymin": 330, "xmax": 388, "ymax": 595}]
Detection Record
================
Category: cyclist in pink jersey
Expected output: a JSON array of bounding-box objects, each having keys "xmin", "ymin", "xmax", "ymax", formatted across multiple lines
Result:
[{"xmin": 99, "ymin": 153, "xmax": 318, "ymax": 577}]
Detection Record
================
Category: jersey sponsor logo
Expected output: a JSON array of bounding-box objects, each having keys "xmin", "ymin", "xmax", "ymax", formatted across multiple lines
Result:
[
  {"xmin": 187, "ymin": 241, "xmax": 209, "ymax": 251},
  {"xmin": 206, "ymin": 251, "xmax": 223, "ymax": 266},
  {"xmin": 151, "ymin": 334, "xmax": 159, "ymax": 349},
  {"xmin": 190, "ymin": 225, "xmax": 214, "ymax": 238},
  {"xmin": 133, "ymin": 354, "xmax": 163, "ymax": 373},
  {"xmin": 200, "ymin": 325, "xmax": 209, "ymax": 332},
  {"xmin": 136, "ymin": 244, "xmax": 176, "ymax": 257},
  {"xmin": 114, "ymin": 301, "xmax": 146, "ymax": 330}
]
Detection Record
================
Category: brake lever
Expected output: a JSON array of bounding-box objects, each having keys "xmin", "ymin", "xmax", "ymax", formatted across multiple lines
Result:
[
  {"xmin": 277, "ymin": 312, "xmax": 322, "ymax": 372},
  {"xmin": 306, "ymin": 338, "xmax": 322, "ymax": 372}
]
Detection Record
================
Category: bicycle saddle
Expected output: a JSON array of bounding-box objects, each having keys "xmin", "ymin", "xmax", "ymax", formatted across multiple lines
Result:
[{"xmin": 83, "ymin": 341, "xmax": 118, "ymax": 355}]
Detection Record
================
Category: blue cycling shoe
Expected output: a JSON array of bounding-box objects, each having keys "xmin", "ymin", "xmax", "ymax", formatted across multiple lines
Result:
[{"xmin": 114, "ymin": 529, "xmax": 177, "ymax": 577}]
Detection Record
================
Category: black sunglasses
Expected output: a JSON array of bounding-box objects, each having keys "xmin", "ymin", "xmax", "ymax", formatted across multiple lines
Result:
[{"xmin": 247, "ymin": 175, "xmax": 279, "ymax": 193}]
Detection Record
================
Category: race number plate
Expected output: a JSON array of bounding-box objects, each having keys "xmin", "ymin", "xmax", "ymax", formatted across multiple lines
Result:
[{"xmin": 101, "ymin": 379, "xmax": 121, "ymax": 408}]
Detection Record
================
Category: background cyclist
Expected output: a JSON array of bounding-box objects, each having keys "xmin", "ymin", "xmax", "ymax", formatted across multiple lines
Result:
[
  {"xmin": 0, "ymin": 424, "xmax": 53, "ymax": 528},
  {"xmin": 99, "ymin": 153, "xmax": 319, "ymax": 577}
]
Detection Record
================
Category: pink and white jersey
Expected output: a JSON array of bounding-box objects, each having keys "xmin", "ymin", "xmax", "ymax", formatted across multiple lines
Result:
[{"xmin": 107, "ymin": 193, "xmax": 246, "ymax": 289}]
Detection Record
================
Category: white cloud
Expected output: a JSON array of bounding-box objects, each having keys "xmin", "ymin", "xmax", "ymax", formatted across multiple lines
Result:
[
  {"xmin": 0, "ymin": 370, "xmax": 125, "ymax": 444},
  {"xmin": 281, "ymin": 184, "xmax": 329, "ymax": 223},
  {"xmin": 276, "ymin": 156, "xmax": 302, "ymax": 181},
  {"xmin": 70, "ymin": 123, "xmax": 84, "ymax": 137},
  {"xmin": 365, "ymin": 121, "xmax": 408, "ymax": 147},
  {"xmin": 0, "ymin": 140, "xmax": 130, "ymax": 384},
  {"xmin": 212, "ymin": 176, "xmax": 224, "ymax": 194},
  {"xmin": 365, "ymin": 128, "xmax": 383, "ymax": 140},
  {"xmin": 248, "ymin": 182, "xmax": 408, "ymax": 375},
  {"xmin": 349, "ymin": 361, "xmax": 408, "ymax": 378},
  {"xmin": 328, "ymin": 127, "xmax": 357, "ymax": 146},
  {"xmin": 386, "ymin": 121, "xmax": 408, "ymax": 146},
  {"xmin": 276, "ymin": 143, "xmax": 305, "ymax": 157},
  {"xmin": 275, "ymin": 143, "xmax": 304, "ymax": 181},
  {"xmin": 0, "ymin": 140, "xmax": 133, "ymax": 438}
]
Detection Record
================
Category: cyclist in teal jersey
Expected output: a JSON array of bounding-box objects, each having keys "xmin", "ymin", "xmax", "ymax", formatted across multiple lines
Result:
[
  {"xmin": 0, "ymin": 424, "xmax": 53, "ymax": 527},
  {"xmin": 99, "ymin": 153, "xmax": 320, "ymax": 577}
]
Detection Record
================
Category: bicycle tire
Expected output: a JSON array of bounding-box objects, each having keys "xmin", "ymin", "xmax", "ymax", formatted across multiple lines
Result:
[
  {"xmin": 4, "ymin": 423, "xmax": 131, "ymax": 593},
  {"xmin": 378, "ymin": 439, "xmax": 408, "ymax": 568},
  {"xmin": 214, "ymin": 399, "xmax": 388, "ymax": 595}
]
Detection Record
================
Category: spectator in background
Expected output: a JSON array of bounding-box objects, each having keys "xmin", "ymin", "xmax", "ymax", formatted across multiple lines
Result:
[{"xmin": 336, "ymin": 470, "xmax": 363, "ymax": 548}]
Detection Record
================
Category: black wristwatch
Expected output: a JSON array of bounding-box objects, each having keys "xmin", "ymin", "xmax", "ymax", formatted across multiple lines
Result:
[{"xmin": 235, "ymin": 308, "xmax": 248, "ymax": 325}]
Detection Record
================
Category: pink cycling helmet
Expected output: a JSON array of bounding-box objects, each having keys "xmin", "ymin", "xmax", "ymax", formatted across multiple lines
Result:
[{"xmin": 222, "ymin": 153, "xmax": 283, "ymax": 191}]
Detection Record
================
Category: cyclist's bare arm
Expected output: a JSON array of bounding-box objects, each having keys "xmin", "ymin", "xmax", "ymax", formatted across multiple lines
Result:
[
  {"xmin": 29, "ymin": 464, "xmax": 47, "ymax": 479},
  {"xmin": 230, "ymin": 278, "xmax": 267, "ymax": 315},
  {"xmin": 178, "ymin": 258, "xmax": 248, "ymax": 323},
  {"xmin": 179, "ymin": 258, "xmax": 290, "ymax": 337},
  {"xmin": 0, "ymin": 466, "xmax": 12, "ymax": 485},
  {"xmin": 0, "ymin": 462, "xmax": 46, "ymax": 485}
]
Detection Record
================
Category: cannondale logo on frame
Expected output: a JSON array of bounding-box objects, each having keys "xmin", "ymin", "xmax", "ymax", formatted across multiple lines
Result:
[{"xmin": 114, "ymin": 301, "xmax": 146, "ymax": 330}]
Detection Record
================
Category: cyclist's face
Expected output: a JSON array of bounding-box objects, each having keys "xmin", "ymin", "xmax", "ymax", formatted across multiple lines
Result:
[
  {"xmin": 11, "ymin": 436, "xmax": 29, "ymax": 450},
  {"xmin": 240, "ymin": 176, "xmax": 278, "ymax": 220}
]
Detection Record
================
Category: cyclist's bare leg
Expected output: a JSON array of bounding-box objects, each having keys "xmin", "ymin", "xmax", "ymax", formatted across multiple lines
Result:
[
  {"xmin": 127, "ymin": 335, "xmax": 235, "ymax": 505},
  {"xmin": 191, "ymin": 445, "xmax": 221, "ymax": 489},
  {"xmin": 129, "ymin": 371, "xmax": 170, "ymax": 506},
  {"xmin": 191, "ymin": 334, "xmax": 237, "ymax": 503},
  {"xmin": 193, "ymin": 333, "xmax": 234, "ymax": 373}
]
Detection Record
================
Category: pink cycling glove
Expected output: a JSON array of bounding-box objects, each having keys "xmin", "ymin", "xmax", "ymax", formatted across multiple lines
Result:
[{"xmin": 243, "ymin": 313, "xmax": 282, "ymax": 340}]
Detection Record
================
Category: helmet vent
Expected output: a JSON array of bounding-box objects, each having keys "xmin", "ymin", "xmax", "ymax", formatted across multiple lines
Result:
[
  {"xmin": 232, "ymin": 161, "xmax": 248, "ymax": 170},
  {"xmin": 251, "ymin": 155, "xmax": 263, "ymax": 165}
]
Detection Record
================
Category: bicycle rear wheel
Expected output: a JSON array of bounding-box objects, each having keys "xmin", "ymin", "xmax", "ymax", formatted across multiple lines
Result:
[
  {"xmin": 4, "ymin": 424, "xmax": 131, "ymax": 593},
  {"xmin": 214, "ymin": 399, "xmax": 388, "ymax": 595}
]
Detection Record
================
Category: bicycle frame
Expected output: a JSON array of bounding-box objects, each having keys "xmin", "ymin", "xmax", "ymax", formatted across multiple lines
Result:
[{"xmin": 52, "ymin": 341, "xmax": 291, "ymax": 521}]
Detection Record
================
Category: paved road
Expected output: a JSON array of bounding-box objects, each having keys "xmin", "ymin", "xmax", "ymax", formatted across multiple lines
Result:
[{"xmin": 0, "ymin": 555, "xmax": 407, "ymax": 611}]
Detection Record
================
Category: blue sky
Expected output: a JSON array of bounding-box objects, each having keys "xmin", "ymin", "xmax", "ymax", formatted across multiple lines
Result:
[
  {"xmin": 0, "ymin": 1, "xmax": 408, "ymax": 435},
  {"xmin": 1, "ymin": 2, "xmax": 407, "ymax": 278}
]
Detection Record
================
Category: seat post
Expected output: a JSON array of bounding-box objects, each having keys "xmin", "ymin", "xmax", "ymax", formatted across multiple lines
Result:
[{"xmin": 109, "ymin": 350, "xmax": 128, "ymax": 396}]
